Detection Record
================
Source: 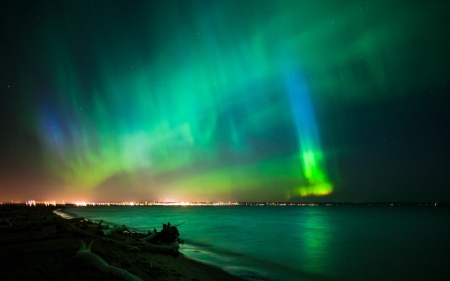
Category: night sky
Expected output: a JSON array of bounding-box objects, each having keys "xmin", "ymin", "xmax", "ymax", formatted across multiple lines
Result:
[{"xmin": 1, "ymin": 0, "xmax": 449, "ymax": 203}]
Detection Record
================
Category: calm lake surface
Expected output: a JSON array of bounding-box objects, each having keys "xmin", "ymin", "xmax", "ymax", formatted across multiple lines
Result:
[{"xmin": 59, "ymin": 205, "xmax": 450, "ymax": 281}]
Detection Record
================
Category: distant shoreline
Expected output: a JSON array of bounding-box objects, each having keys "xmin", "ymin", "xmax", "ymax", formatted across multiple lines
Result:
[{"xmin": 2, "ymin": 201, "xmax": 448, "ymax": 207}]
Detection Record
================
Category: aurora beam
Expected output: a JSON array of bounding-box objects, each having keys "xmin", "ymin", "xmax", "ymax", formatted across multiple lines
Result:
[{"xmin": 285, "ymin": 69, "xmax": 332, "ymax": 197}]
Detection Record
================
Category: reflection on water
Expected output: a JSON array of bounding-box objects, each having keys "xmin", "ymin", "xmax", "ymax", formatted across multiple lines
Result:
[{"xmin": 301, "ymin": 209, "xmax": 331, "ymax": 274}]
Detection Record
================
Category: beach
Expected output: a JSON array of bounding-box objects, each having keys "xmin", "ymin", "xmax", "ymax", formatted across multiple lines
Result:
[{"xmin": 0, "ymin": 204, "xmax": 245, "ymax": 281}]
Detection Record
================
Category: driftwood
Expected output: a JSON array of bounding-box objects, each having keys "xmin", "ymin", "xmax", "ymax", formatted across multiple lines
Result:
[
  {"xmin": 75, "ymin": 240, "xmax": 143, "ymax": 281},
  {"xmin": 62, "ymin": 215, "xmax": 183, "ymax": 256},
  {"xmin": 102, "ymin": 225, "xmax": 129, "ymax": 236},
  {"xmin": 64, "ymin": 222, "xmax": 140, "ymax": 251},
  {"xmin": 138, "ymin": 222, "xmax": 182, "ymax": 255},
  {"xmin": 141, "ymin": 231, "xmax": 157, "ymax": 242},
  {"xmin": 142, "ymin": 222, "xmax": 182, "ymax": 244}
]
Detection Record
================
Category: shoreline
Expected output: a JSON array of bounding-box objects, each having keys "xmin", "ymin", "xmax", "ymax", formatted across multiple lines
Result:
[{"xmin": 0, "ymin": 204, "xmax": 246, "ymax": 281}]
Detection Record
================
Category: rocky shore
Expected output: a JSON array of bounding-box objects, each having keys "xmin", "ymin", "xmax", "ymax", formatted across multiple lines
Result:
[{"xmin": 0, "ymin": 204, "xmax": 245, "ymax": 281}]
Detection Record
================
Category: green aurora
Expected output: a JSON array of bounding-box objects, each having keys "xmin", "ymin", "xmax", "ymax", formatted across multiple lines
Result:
[{"xmin": 1, "ymin": 0, "xmax": 448, "ymax": 202}]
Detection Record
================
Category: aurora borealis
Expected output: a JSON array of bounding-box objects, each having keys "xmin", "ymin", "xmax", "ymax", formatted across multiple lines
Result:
[{"xmin": 1, "ymin": 1, "xmax": 449, "ymax": 202}]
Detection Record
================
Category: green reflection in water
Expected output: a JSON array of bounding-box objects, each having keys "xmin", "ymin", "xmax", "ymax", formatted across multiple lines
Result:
[{"xmin": 300, "ymin": 209, "xmax": 332, "ymax": 274}]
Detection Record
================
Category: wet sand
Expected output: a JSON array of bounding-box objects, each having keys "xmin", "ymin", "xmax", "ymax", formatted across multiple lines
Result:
[{"xmin": 0, "ymin": 204, "xmax": 245, "ymax": 281}]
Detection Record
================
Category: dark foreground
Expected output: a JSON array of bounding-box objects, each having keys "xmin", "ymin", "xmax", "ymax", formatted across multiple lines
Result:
[{"xmin": 0, "ymin": 204, "xmax": 245, "ymax": 281}]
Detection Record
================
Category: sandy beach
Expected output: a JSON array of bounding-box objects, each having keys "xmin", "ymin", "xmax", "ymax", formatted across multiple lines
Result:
[{"xmin": 0, "ymin": 204, "xmax": 245, "ymax": 281}]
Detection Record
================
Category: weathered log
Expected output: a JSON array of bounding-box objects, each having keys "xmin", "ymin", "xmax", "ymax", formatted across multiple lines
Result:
[
  {"xmin": 75, "ymin": 240, "xmax": 143, "ymax": 281},
  {"xmin": 141, "ymin": 231, "xmax": 157, "ymax": 242},
  {"xmin": 102, "ymin": 225, "xmax": 128, "ymax": 236},
  {"xmin": 137, "ymin": 222, "xmax": 182, "ymax": 255},
  {"xmin": 64, "ymin": 223, "xmax": 140, "ymax": 251}
]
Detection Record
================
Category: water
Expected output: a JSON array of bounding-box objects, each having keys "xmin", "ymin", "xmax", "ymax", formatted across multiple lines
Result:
[{"xmin": 58, "ymin": 205, "xmax": 450, "ymax": 280}]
